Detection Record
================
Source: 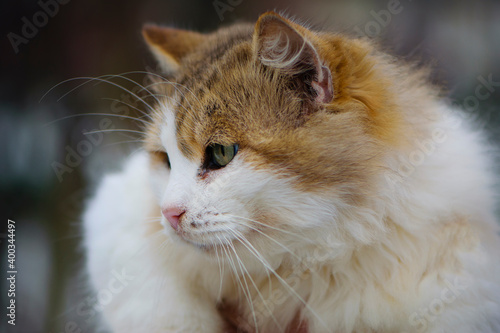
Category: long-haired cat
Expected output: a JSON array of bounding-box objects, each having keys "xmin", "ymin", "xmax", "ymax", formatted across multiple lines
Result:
[{"xmin": 83, "ymin": 11, "xmax": 500, "ymax": 333}]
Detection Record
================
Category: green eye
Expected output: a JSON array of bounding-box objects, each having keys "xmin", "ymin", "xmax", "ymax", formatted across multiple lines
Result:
[{"xmin": 207, "ymin": 144, "xmax": 238, "ymax": 169}]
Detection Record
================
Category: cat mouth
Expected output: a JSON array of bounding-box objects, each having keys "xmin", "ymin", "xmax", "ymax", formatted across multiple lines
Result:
[
  {"xmin": 181, "ymin": 237, "xmax": 237, "ymax": 254},
  {"xmin": 176, "ymin": 229, "xmax": 237, "ymax": 251},
  {"xmin": 161, "ymin": 214, "xmax": 249, "ymax": 251}
]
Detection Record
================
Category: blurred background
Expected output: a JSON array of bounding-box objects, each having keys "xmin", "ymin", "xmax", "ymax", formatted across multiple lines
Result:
[{"xmin": 1, "ymin": 0, "xmax": 499, "ymax": 332}]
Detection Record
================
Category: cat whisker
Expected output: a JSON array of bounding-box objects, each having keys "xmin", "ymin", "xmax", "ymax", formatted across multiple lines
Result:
[
  {"xmin": 229, "ymin": 229, "xmax": 273, "ymax": 283},
  {"xmin": 158, "ymin": 238, "xmax": 171, "ymax": 254},
  {"xmin": 43, "ymin": 112, "xmax": 149, "ymax": 127},
  {"xmin": 144, "ymin": 82, "xmax": 207, "ymax": 131},
  {"xmin": 101, "ymin": 139, "xmax": 145, "ymax": 149},
  {"xmin": 220, "ymin": 236, "xmax": 246, "ymax": 310},
  {"xmin": 145, "ymin": 79, "xmax": 204, "ymax": 111},
  {"xmin": 228, "ymin": 229, "xmax": 285, "ymax": 332},
  {"xmin": 41, "ymin": 76, "xmax": 157, "ymax": 120},
  {"xmin": 226, "ymin": 235, "xmax": 260, "ymax": 332},
  {"xmin": 144, "ymin": 228, "xmax": 168, "ymax": 242},
  {"xmin": 214, "ymin": 235, "xmax": 225, "ymax": 302},
  {"xmin": 226, "ymin": 217, "xmax": 297, "ymax": 256},
  {"xmin": 83, "ymin": 128, "xmax": 145, "ymax": 136},
  {"xmin": 88, "ymin": 71, "xmax": 160, "ymax": 104},
  {"xmin": 228, "ymin": 231, "xmax": 329, "ymax": 331},
  {"xmin": 100, "ymin": 97, "xmax": 153, "ymax": 122},
  {"xmin": 228, "ymin": 217, "xmax": 331, "ymax": 289},
  {"xmin": 39, "ymin": 72, "xmax": 126, "ymax": 102},
  {"xmin": 225, "ymin": 213, "xmax": 314, "ymax": 243},
  {"xmin": 101, "ymin": 73, "xmax": 162, "ymax": 105},
  {"xmin": 146, "ymin": 90, "xmax": 203, "ymax": 136},
  {"xmin": 146, "ymin": 90, "xmax": 198, "ymax": 128},
  {"xmin": 99, "ymin": 74, "xmax": 169, "ymax": 125}
]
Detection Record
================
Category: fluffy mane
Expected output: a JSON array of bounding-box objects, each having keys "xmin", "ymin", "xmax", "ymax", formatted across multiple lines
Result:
[{"xmin": 83, "ymin": 11, "xmax": 500, "ymax": 333}]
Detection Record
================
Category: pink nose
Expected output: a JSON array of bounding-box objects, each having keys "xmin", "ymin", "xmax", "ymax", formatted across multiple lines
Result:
[{"xmin": 162, "ymin": 206, "xmax": 186, "ymax": 230}]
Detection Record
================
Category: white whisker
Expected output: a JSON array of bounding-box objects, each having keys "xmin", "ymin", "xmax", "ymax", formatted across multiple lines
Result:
[
  {"xmin": 226, "ymin": 235, "xmax": 259, "ymax": 332},
  {"xmin": 228, "ymin": 229, "xmax": 284, "ymax": 332},
  {"xmin": 225, "ymin": 227, "xmax": 329, "ymax": 331}
]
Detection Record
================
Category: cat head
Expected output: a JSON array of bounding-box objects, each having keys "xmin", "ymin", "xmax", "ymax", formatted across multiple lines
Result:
[{"xmin": 142, "ymin": 11, "xmax": 407, "ymax": 264}]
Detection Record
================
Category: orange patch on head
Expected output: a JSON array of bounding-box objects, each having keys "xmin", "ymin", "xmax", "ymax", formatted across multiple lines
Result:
[
  {"xmin": 142, "ymin": 11, "xmax": 435, "ymax": 196},
  {"xmin": 311, "ymin": 34, "xmax": 406, "ymax": 147}
]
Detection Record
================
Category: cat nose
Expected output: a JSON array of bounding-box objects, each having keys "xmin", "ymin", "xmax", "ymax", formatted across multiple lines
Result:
[{"xmin": 162, "ymin": 206, "xmax": 186, "ymax": 230}]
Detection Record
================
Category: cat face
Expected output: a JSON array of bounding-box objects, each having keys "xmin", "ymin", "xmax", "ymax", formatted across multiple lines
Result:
[{"xmin": 143, "ymin": 12, "xmax": 405, "ymax": 260}]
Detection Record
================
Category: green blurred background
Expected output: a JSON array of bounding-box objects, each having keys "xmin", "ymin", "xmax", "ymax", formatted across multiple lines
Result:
[{"xmin": 1, "ymin": 0, "xmax": 499, "ymax": 332}]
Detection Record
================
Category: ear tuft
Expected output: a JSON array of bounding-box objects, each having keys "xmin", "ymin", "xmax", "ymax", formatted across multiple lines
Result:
[
  {"xmin": 253, "ymin": 12, "xmax": 333, "ymax": 106},
  {"xmin": 254, "ymin": 13, "xmax": 315, "ymax": 75},
  {"xmin": 142, "ymin": 24, "xmax": 204, "ymax": 74}
]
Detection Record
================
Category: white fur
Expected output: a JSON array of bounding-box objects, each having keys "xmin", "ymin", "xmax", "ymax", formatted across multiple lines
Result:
[
  {"xmin": 159, "ymin": 112, "xmax": 199, "ymax": 212},
  {"xmin": 84, "ymin": 100, "xmax": 500, "ymax": 332}
]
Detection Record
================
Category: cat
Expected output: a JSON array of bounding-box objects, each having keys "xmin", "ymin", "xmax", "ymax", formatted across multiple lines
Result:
[{"xmin": 83, "ymin": 11, "xmax": 500, "ymax": 333}]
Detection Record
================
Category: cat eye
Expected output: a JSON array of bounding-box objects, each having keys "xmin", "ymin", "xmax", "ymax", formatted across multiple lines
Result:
[
  {"xmin": 152, "ymin": 151, "xmax": 171, "ymax": 169},
  {"xmin": 206, "ymin": 144, "xmax": 238, "ymax": 169},
  {"xmin": 163, "ymin": 152, "xmax": 171, "ymax": 169}
]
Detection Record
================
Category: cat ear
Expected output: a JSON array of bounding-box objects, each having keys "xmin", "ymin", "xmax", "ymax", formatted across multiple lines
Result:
[
  {"xmin": 142, "ymin": 24, "xmax": 204, "ymax": 73},
  {"xmin": 253, "ymin": 12, "xmax": 333, "ymax": 106}
]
